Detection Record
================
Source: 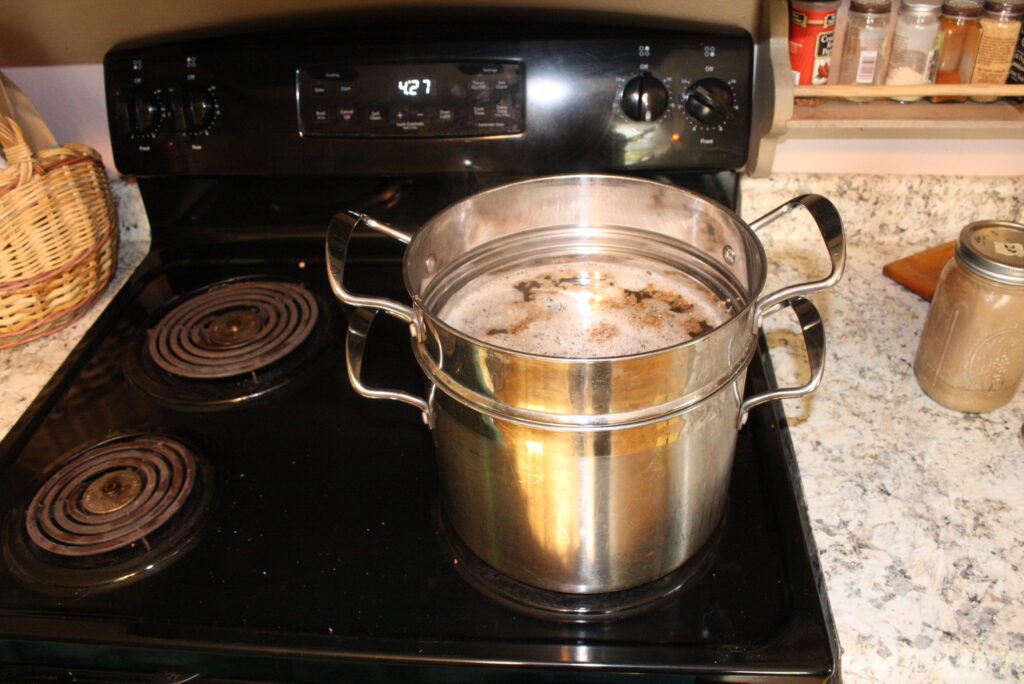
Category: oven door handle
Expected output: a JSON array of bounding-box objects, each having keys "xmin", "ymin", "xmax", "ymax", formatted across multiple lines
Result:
[
  {"xmin": 739, "ymin": 296, "xmax": 825, "ymax": 427},
  {"xmin": 346, "ymin": 307, "xmax": 433, "ymax": 426},
  {"xmin": 326, "ymin": 210, "xmax": 420, "ymax": 337},
  {"xmin": 749, "ymin": 194, "xmax": 845, "ymax": 325}
]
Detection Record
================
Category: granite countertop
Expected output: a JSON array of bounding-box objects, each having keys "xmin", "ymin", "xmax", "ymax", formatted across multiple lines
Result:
[
  {"xmin": 1, "ymin": 173, "xmax": 1022, "ymax": 682},
  {"xmin": 742, "ymin": 174, "xmax": 1024, "ymax": 683}
]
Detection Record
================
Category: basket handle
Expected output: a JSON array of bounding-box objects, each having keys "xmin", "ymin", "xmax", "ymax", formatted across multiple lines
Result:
[{"xmin": 0, "ymin": 116, "xmax": 44, "ymax": 185}]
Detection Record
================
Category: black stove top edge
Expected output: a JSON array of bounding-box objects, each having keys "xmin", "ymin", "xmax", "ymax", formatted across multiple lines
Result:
[
  {"xmin": 0, "ymin": 233, "xmax": 838, "ymax": 683},
  {"xmin": 0, "ymin": 621, "xmax": 833, "ymax": 684}
]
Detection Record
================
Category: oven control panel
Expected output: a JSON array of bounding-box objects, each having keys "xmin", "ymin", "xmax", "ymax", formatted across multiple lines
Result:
[
  {"xmin": 297, "ymin": 62, "xmax": 525, "ymax": 138},
  {"xmin": 105, "ymin": 25, "xmax": 753, "ymax": 175}
]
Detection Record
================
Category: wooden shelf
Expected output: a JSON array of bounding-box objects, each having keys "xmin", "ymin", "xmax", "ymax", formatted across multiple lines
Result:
[
  {"xmin": 784, "ymin": 84, "xmax": 1024, "ymax": 135},
  {"xmin": 790, "ymin": 99, "xmax": 1024, "ymax": 131}
]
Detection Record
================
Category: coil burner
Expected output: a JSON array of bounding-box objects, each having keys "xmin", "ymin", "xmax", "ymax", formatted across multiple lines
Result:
[
  {"xmin": 131, "ymin": 278, "xmax": 325, "ymax": 408},
  {"xmin": 4, "ymin": 435, "xmax": 212, "ymax": 596},
  {"xmin": 149, "ymin": 280, "xmax": 318, "ymax": 379}
]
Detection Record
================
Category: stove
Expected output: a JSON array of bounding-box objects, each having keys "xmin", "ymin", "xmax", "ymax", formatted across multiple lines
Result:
[{"xmin": 0, "ymin": 19, "xmax": 839, "ymax": 683}]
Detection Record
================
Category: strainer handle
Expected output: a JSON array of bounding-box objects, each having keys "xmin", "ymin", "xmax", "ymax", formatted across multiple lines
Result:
[
  {"xmin": 346, "ymin": 307, "xmax": 432, "ymax": 426},
  {"xmin": 749, "ymin": 194, "xmax": 845, "ymax": 325},
  {"xmin": 326, "ymin": 210, "xmax": 420, "ymax": 336},
  {"xmin": 739, "ymin": 296, "xmax": 825, "ymax": 426}
]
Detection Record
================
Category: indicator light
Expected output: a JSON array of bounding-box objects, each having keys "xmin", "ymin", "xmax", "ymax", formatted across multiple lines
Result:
[{"xmin": 671, "ymin": 133, "xmax": 680, "ymax": 142}]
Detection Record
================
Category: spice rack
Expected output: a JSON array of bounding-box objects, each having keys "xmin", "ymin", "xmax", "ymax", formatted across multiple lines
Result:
[{"xmin": 749, "ymin": 0, "xmax": 1024, "ymax": 175}]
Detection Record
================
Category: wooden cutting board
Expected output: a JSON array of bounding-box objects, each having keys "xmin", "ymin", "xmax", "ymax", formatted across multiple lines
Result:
[{"xmin": 882, "ymin": 240, "xmax": 956, "ymax": 301}]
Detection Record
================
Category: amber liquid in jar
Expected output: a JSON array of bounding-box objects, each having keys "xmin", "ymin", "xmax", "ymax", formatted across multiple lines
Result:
[{"xmin": 914, "ymin": 226, "xmax": 1024, "ymax": 412}]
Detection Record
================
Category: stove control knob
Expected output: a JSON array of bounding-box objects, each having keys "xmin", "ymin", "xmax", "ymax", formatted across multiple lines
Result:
[
  {"xmin": 127, "ymin": 88, "xmax": 164, "ymax": 136},
  {"xmin": 169, "ymin": 85, "xmax": 219, "ymax": 135},
  {"xmin": 683, "ymin": 78, "xmax": 734, "ymax": 127},
  {"xmin": 621, "ymin": 73, "xmax": 669, "ymax": 122},
  {"xmin": 183, "ymin": 85, "xmax": 218, "ymax": 133}
]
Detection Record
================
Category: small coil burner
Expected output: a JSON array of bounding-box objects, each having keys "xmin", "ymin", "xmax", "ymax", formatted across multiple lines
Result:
[
  {"xmin": 129, "ymin": 277, "xmax": 325, "ymax": 408},
  {"xmin": 3, "ymin": 435, "xmax": 212, "ymax": 596}
]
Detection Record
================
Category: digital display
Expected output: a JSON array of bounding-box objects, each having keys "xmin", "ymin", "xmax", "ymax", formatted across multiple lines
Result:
[
  {"xmin": 298, "ymin": 61, "xmax": 524, "ymax": 138},
  {"xmin": 397, "ymin": 79, "xmax": 433, "ymax": 96}
]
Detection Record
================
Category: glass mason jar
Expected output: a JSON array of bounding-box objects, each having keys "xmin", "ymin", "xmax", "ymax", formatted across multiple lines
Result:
[
  {"xmin": 931, "ymin": 0, "xmax": 984, "ymax": 102},
  {"xmin": 914, "ymin": 221, "xmax": 1024, "ymax": 412},
  {"xmin": 837, "ymin": 0, "xmax": 894, "ymax": 99},
  {"xmin": 965, "ymin": 0, "xmax": 1024, "ymax": 102},
  {"xmin": 885, "ymin": 0, "xmax": 945, "ymax": 101}
]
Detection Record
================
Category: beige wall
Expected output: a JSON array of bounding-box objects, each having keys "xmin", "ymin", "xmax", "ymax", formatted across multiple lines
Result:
[{"xmin": 0, "ymin": 0, "xmax": 759, "ymax": 66}]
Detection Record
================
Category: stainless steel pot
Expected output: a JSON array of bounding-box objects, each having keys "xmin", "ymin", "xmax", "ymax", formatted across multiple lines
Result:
[{"xmin": 327, "ymin": 175, "xmax": 845, "ymax": 594}]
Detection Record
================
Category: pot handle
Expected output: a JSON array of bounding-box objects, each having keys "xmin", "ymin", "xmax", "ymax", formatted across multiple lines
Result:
[
  {"xmin": 346, "ymin": 307, "xmax": 432, "ymax": 425},
  {"xmin": 326, "ymin": 210, "xmax": 420, "ymax": 335},
  {"xmin": 749, "ymin": 194, "xmax": 845, "ymax": 324},
  {"xmin": 739, "ymin": 296, "xmax": 824, "ymax": 427}
]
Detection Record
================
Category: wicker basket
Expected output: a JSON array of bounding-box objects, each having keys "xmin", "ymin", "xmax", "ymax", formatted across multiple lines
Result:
[{"xmin": 0, "ymin": 116, "xmax": 118, "ymax": 349}]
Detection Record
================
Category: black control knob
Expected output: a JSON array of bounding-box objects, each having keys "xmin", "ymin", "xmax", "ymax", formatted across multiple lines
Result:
[
  {"xmin": 182, "ymin": 85, "xmax": 217, "ymax": 133},
  {"xmin": 621, "ymin": 73, "xmax": 669, "ymax": 122},
  {"xmin": 682, "ymin": 78, "xmax": 735, "ymax": 126},
  {"xmin": 169, "ymin": 85, "xmax": 218, "ymax": 134},
  {"xmin": 127, "ymin": 89, "xmax": 163, "ymax": 136}
]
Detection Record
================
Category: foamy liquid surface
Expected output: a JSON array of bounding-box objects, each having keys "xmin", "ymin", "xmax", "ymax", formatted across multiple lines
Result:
[{"xmin": 438, "ymin": 260, "xmax": 732, "ymax": 357}]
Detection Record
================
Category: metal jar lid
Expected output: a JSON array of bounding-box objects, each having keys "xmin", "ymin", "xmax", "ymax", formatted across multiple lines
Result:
[
  {"xmin": 900, "ymin": 0, "xmax": 943, "ymax": 14},
  {"xmin": 851, "ymin": 0, "xmax": 893, "ymax": 13},
  {"xmin": 983, "ymin": 0, "xmax": 1024, "ymax": 14},
  {"xmin": 956, "ymin": 220, "xmax": 1024, "ymax": 286},
  {"xmin": 942, "ymin": 0, "xmax": 983, "ymax": 16}
]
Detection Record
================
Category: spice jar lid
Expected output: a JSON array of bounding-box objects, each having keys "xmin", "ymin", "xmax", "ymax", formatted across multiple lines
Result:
[
  {"xmin": 851, "ymin": 0, "xmax": 893, "ymax": 12},
  {"xmin": 983, "ymin": 0, "xmax": 1024, "ymax": 14},
  {"xmin": 942, "ymin": 0, "xmax": 983, "ymax": 16},
  {"xmin": 900, "ymin": 0, "xmax": 943, "ymax": 13},
  {"xmin": 956, "ymin": 221, "xmax": 1024, "ymax": 285}
]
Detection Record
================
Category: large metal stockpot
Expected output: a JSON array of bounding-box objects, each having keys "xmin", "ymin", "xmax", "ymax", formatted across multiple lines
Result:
[{"xmin": 327, "ymin": 175, "xmax": 845, "ymax": 595}]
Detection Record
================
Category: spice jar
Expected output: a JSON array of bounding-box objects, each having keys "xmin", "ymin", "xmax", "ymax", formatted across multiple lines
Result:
[
  {"xmin": 789, "ymin": 0, "xmax": 842, "ymax": 84},
  {"xmin": 914, "ymin": 221, "xmax": 1024, "ymax": 412},
  {"xmin": 931, "ymin": 0, "xmax": 984, "ymax": 101},
  {"xmin": 837, "ymin": 0, "xmax": 894, "ymax": 99},
  {"xmin": 964, "ymin": 0, "xmax": 1024, "ymax": 101},
  {"xmin": 885, "ymin": 0, "xmax": 945, "ymax": 101}
]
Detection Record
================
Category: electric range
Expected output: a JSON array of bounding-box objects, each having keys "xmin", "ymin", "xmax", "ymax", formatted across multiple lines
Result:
[{"xmin": 0, "ymin": 20, "xmax": 839, "ymax": 683}]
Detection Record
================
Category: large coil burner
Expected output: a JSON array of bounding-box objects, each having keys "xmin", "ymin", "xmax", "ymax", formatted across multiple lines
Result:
[
  {"xmin": 131, "ymin": 277, "xmax": 324, "ymax": 408},
  {"xmin": 149, "ymin": 279, "xmax": 318, "ymax": 379},
  {"xmin": 4, "ymin": 434, "xmax": 212, "ymax": 596}
]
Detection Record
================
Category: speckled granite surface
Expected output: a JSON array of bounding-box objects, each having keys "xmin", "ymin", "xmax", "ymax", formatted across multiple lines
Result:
[
  {"xmin": 741, "ymin": 175, "xmax": 1024, "ymax": 683},
  {"xmin": 0, "ymin": 174, "xmax": 1022, "ymax": 682}
]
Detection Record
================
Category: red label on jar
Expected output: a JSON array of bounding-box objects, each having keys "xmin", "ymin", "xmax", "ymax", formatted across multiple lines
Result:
[{"xmin": 790, "ymin": 6, "xmax": 838, "ymax": 85}]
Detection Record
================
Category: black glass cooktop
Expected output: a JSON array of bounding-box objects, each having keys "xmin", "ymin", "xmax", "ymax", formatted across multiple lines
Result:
[{"xmin": 0, "ymin": 229, "xmax": 838, "ymax": 682}]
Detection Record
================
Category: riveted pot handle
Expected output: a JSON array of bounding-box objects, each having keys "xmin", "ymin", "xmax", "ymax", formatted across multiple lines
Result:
[
  {"xmin": 346, "ymin": 307, "xmax": 432, "ymax": 426},
  {"xmin": 739, "ymin": 296, "xmax": 824, "ymax": 426},
  {"xmin": 749, "ymin": 195, "xmax": 845, "ymax": 325},
  {"xmin": 326, "ymin": 210, "xmax": 420, "ymax": 336}
]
